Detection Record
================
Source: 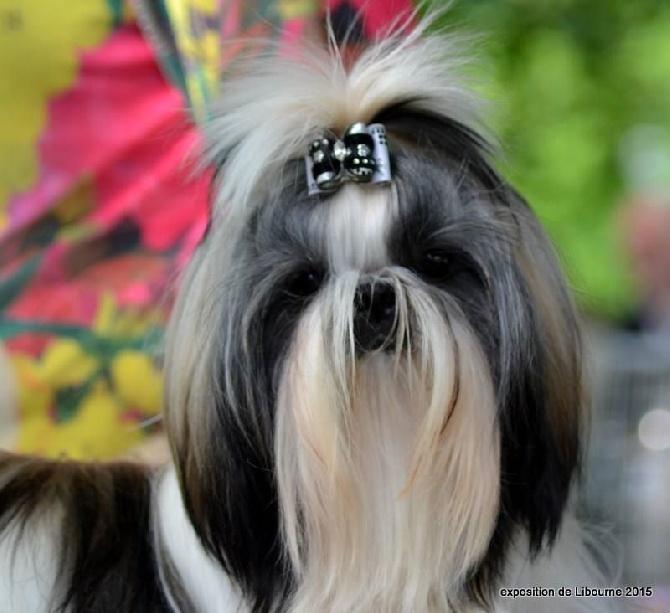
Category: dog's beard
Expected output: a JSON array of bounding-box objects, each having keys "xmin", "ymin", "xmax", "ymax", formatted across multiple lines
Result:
[{"xmin": 276, "ymin": 271, "xmax": 500, "ymax": 612}]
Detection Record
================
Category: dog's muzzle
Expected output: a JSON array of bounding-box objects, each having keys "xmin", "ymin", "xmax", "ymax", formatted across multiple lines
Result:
[{"xmin": 353, "ymin": 282, "xmax": 397, "ymax": 353}]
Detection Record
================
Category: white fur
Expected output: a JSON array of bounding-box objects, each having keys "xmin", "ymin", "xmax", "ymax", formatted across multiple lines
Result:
[
  {"xmin": 0, "ymin": 528, "xmax": 57, "ymax": 613},
  {"xmin": 158, "ymin": 478, "xmax": 620, "ymax": 612},
  {"xmin": 155, "ymin": 468, "xmax": 243, "ymax": 613},
  {"xmin": 205, "ymin": 12, "xmax": 485, "ymax": 225},
  {"xmin": 276, "ymin": 184, "xmax": 501, "ymax": 611},
  {"xmin": 326, "ymin": 184, "xmax": 394, "ymax": 273},
  {"xmin": 0, "ymin": 465, "xmax": 59, "ymax": 613}
]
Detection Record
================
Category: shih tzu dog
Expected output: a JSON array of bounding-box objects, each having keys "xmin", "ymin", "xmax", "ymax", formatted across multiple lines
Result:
[{"xmin": 0, "ymin": 17, "xmax": 617, "ymax": 613}]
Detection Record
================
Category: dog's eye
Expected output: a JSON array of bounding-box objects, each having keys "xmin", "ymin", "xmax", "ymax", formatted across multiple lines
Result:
[
  {"xmin": 417, "ymin": 250, "xmax": 455, "ymax": 281},
  {"xmin": 285, "ymin": 268, "xmax": 324, "ymax": 298}
]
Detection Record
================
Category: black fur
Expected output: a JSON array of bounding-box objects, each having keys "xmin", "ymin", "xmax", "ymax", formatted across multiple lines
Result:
[
  {"xmin": 177, "ymin": 175, "xmax": 329, "ymax": 612},
  {"xmin": 0, "ymin": 453, "xmax": 170, "ymax": 613}
]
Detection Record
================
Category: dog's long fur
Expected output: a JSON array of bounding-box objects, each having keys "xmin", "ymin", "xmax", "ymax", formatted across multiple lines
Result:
[{"xmin": 0, "ymin": 15, "xmax": 618, "ymax": 613}]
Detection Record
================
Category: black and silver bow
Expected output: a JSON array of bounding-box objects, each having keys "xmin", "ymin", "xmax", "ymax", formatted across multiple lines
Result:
[{"xmin": 305, "ymin": 122, "xmax": 392, "ymax": 195}]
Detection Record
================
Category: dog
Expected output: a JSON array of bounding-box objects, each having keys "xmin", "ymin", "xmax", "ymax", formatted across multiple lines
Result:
[{"xmin": 0, "ymin": 16, "xmax": 618, "ymax": 613}]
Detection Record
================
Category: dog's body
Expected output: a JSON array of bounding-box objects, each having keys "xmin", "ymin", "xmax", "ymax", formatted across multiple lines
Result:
[
  {"xmin": 0, "ymin": 16, "xmax": 618, "ymax": 613},
  {"xmin": 0, "ymin": 464, "xmax": 611, "ymax": 613}
]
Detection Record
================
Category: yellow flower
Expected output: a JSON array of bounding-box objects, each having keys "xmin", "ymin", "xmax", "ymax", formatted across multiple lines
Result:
[
  {"xmin": 46, "ymin": 382, "xmax": 143, "ymax": 459},
  {"xmin": 110, "ymin": 350, "xmax": 163, "ymax": 415},
  {"xmin": 38, "ymin": 338, "xmax": 99, "ymax": 387},
  {"xmin": 93, "ymin": 291, "xmax": 162, "ymax": 337},
  {"xmin": 11, "ymin": 295, "xmax": 164, "ymax": 459},
  {"xmin": 12, "ymin": 355, "xmax": 54, "ymax": 456}
]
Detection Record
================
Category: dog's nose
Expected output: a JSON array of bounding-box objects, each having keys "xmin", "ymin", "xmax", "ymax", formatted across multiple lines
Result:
[{"xmin": 354, "ymin": 283, "xmax": 397, "ymax": 353}]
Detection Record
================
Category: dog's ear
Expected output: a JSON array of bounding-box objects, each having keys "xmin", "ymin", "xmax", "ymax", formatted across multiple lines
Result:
[
  {"xmin": 486, "ymin": 186, "xmax": 583, "ymax": 566},
  {"xmin": 466, "ymin": 187, "xmax": 583, "ymax": 603},
  {"xmin": 506, "ymin": 188, "xmax": 583, "ymax": 549},
  {"xmin": 163, "ymin": 252, "xmax": 290, "ymax": 613}
]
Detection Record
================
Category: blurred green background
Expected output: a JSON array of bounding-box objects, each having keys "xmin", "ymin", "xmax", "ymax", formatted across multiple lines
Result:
[{"xmin": 424, "ymin": 0, "xmax": 670, "ymax": 321}]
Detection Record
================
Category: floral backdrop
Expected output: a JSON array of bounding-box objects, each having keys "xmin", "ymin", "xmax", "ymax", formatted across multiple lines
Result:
[
  {"xmin": 0, "ymin": 0, "xmax": 411, "ymax": 458},
  {"xmin": 3, "ymin": 0, "xmax": 670, "ymax": 458}
]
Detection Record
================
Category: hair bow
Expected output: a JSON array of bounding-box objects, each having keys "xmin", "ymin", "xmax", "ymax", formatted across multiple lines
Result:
[{"xmin": 305, "ymin": 122, "xmax": 392, "ymax": 195}]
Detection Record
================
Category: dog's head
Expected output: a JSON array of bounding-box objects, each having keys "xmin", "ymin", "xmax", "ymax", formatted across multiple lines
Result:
[{"xmin": 164, "ymin": 20, "xmax": 583, "ymax": 612}]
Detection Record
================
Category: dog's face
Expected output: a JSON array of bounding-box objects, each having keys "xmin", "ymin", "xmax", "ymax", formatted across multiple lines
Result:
[{"xmin": 163, "ymin": 30, "xmax": 584, "ymax": 613}]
